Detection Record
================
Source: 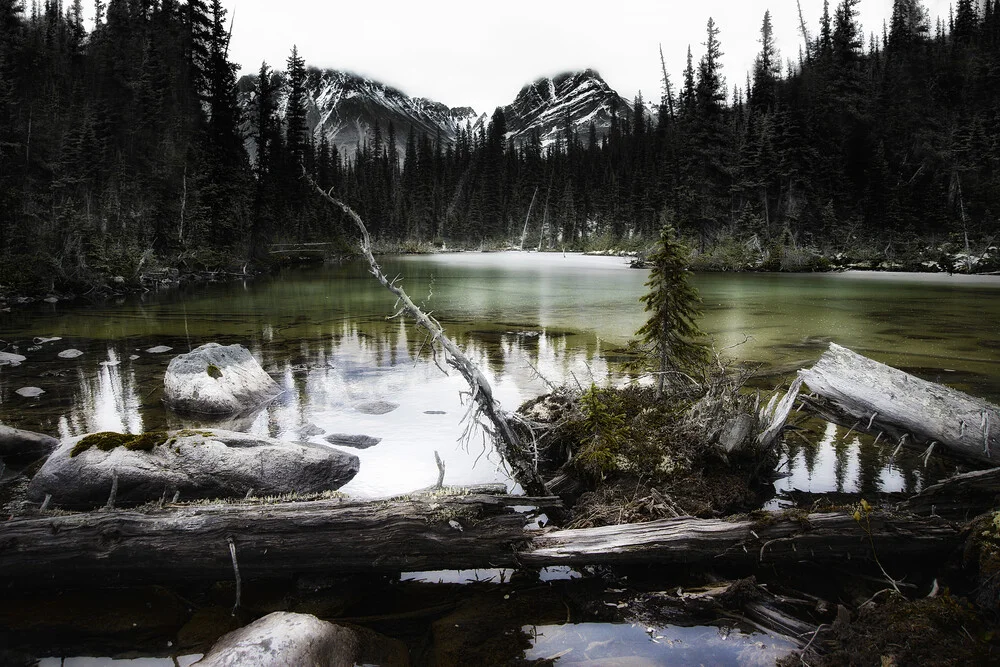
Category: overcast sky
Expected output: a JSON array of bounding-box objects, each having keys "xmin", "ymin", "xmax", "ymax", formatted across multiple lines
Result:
[{"xmin": 222, "ymin": 0, "xmax": 953, "ymax": 113}]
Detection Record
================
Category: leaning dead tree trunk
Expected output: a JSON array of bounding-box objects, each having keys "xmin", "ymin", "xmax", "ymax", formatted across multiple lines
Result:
[
  {"xmin": 305, "ymin": 173, "xmax": 549, "ymax": 497},
  {"xmin": 800, "ymin": 343, "xmax": 1000, "ymax": 465}
]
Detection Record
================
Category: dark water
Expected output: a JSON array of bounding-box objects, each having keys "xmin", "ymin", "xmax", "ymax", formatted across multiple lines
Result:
[{"xmin": 2, "ymin": 253, "xmax": 999, "ymax": 497}]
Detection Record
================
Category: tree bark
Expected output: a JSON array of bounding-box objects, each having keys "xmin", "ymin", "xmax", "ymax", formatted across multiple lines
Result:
[
  {"xmin": 799, "ymin": 343, "xmax": 1000, "ymax": 465},
  {"xmin": 0, "ymin": 493, "xmax": 555, "ymax": 584},
  {"xmin": 0, "ymin": 497, "xmax": 960, "ymax": 585},
  {"xmin": 901, "ymin": 467, "xmax": 1000, "ymax": 519},
  {"xmin": 521, "ymin": 510, "xmax": 958, "ymax": 568}
]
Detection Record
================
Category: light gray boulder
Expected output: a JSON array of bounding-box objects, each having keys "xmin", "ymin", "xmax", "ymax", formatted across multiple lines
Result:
[
  {"xmin": 0, "ymin": 352, "xmax": 26, "ymax": 366},
  {"xmin": 0, "ymin": 424, "xmax": 59, "ymax": 464},
  {"xmin": 27, "ymin": 429, "xmax": 359, "ymax": 509},
  {"xmin": 195, "ymin": 612, "xmax": 409, "ymax": 667},
  {"xmin": 164, "ymin": 343, "xmax": 281, "ymax": 415}
]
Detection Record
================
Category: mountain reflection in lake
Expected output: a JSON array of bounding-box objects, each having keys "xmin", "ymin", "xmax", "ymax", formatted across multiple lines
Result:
[{"xmin": 1, "ymin": 253, "xmax": 998, "ymax": 497}]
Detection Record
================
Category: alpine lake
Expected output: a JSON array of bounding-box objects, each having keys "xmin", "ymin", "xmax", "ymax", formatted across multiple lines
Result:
[{"xmin": 2, "ymin": 252, "xmax": 999, "ymax": 665}]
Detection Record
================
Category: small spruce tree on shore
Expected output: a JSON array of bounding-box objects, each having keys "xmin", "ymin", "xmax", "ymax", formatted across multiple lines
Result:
[{"xmin": 635, "ymin": 223, "xmax": 706, "ymax": 397}]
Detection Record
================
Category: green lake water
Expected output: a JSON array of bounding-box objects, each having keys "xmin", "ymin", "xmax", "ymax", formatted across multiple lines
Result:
[
  {"xmin": 2, "ymin": 251, "xmax": 999, "ymax": 498},
  {"xmin": 4, "ymin": 252, "xmax": 1000, "ymax": 665}
]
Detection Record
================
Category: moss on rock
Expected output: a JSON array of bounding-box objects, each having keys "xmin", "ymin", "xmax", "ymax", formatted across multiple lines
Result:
[{"xmin": 70, "ymin": 431, "xmax": 170, "ymax": 457}]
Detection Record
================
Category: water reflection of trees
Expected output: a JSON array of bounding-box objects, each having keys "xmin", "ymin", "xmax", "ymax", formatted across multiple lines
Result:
[
  {"xmin": 780, "ymin": 420, "xmax": 959, "ymax": 497},
  {"xmin": 244, "ymin": 319, "xmax": 612, "ymax": 445},
  {"xmin": 62, "ymin": 347, "xmax": 143, "ymax": 438}
]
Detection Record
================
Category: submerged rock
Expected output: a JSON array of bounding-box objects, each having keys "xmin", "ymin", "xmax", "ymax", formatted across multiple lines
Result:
[
  {"xmin": 324, "ymin": 433, "xmax": 382, "ymax": 449},
  {"xmin": 27, "ymin": 429, "xmax": 359, "ymax": 509},
  {"xmin": 298, "ymin": 422, "xmax": 325, "ymax": 438},
  {"xmin": 145, "ymin": 345, "xmax": 173, "ymax": 354},
  {"xmin": 195, "ymin": 611, "xmax": 409, "ymax": 667},
  {"xmin": 57, "ymin": 349, "xmax": 83, "ymax": 359},
  {"xmin": 0, "ymin": 424, "xmax": 59, "ymax": 464},
  {"xmin": 14, "ymin": 387, "xmax": 44, "ymax": 398},
  {"xmin": 163, "ymin": 343, "xmax": 282, "ymax": 416},
  {"xmin": 0, "ymin": 352, "xmax": 26, "ymax": 366},
  {"xmin": 353, "ymin": 399, "xmax": 399, "ymax": 415}
]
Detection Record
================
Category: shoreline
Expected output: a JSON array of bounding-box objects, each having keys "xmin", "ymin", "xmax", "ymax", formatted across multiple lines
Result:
[{"xmin": 4, "ymin": 248, "xmax": 1000, "ymax": 315}]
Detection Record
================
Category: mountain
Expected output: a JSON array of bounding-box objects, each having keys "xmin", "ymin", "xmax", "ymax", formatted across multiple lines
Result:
[
  {"xmin": 503, "ymin": 69, "xmax": 634, "ymax": 148},
  {"xmin": 238, "ymin": 68, "xmax": 633, "ymax": 161},
  {"xmin": 301, "ymin": 69, "xmax": 482, "ymax": 159},
  {"xmin": 238, "ymin": 68, "xmax": 482, "ymax": 162}
]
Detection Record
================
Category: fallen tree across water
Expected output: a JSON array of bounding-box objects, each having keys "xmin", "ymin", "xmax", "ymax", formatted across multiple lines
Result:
[
  {"xmin": 799, "ymin": 343, "xmax": 1000, "ymax": 465},
  {"xmin": 0, "ymin": 484, "xmax": 972, "ymax": 584}
]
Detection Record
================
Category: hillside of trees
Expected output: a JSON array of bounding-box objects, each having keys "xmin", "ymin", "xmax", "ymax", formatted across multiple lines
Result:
[{"xmin": 2, "ymin": 0, "xmax": 999, "ymax": 292}]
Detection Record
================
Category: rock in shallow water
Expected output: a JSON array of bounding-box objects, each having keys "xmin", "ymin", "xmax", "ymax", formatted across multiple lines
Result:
[
  {"xmin": 0, "ymin": 424, "xmax": 59, "ymax": 464},
  {"xmin": 57, "ymin": 349, "xmax": 83, "ymax": 359},
  {"xmin": 163, "ymin": 343, "xmax": 282, "ymax": 416},
  {"xmin": 26, "ymin": 429, "xmax": 359, "ymax": 509},
  {"xmin": 298, "ymin": 422, "xmax": 325, "ymax": 438},
  {"xmin": 324, "ymin": 433, "xmax": 382, "ymax": 449},
  {"xmin": 353, "ymin": 399, "xmax": 399, "ymax": 415},
  {"xmin": 0, "ymin": 352, "xmax": 26, "ymax": 366},
  {"xmin": 14, "ymin": 387, "xmax": 44, "ymax": 398},
  {"xmin": 194, "ymin": 611, "xmax": 409, "ymax": 667}
]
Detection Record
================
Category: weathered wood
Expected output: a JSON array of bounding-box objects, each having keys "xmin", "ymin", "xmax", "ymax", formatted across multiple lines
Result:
[
  {"xmin": 757, "ymin": 376, "xmax": 804, "ymax": 450},
  {"xmin": 522, "ymin": 510, "xmax": 959, "ymax": 568},
  {"xmin": 799, "ymin": 343, "xmax": 1000, "ymax": 465},
  {"xmin": 0, "ymin": 496, "xmax": 960, "ymax": 584},
  {"xmin": 901, "ymin": 467, "xmax": 1000, "ymax": 519},
  {"xmin": 0, "ymin": 494, "xmax": 551, "ymax": 583}
]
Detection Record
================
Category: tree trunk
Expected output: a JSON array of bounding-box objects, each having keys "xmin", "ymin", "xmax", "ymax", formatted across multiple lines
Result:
[
  {"xmin": 0, "ymin": 497, "xmax": 961, "ymax": 585},
  {"xmin": 522, "ymin": 510, "xmax": 958, "ymax": 568},
  {"xmin": 900, "ymin": 467, "xmax": 1000, "ymax": 519},
  {"xmin": 0, "ymin": 493, "xmax": 555, "ymax": 584},
  {"xmin": 799, "ymin": 343, "xmax": 1000, "ymax": 465}
]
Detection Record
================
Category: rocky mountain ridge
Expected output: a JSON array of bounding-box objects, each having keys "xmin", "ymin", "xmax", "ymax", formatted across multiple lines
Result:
[{"xmin": 238, "ymin": 67, "xmax": 634, "ymax": 161}]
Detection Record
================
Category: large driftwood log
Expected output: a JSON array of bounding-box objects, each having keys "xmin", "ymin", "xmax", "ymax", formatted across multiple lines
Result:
[
  {"xmin": 800, "ymin": 343, "xmax": 1000, "ymax": 465},
  {"xmin": 0, "ymin": 497, "xmax": 960, "ymax": 584},
  {"xmin": 0, "ymin": 493, "xmax": 552, "ymax": 583},
  {"xmin": 522, "ymin": 510, "xmax": 958, "ymax": 568}
]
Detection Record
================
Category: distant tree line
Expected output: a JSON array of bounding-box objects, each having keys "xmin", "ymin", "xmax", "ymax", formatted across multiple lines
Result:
[{"xmin": 2, "ymin": 0, "xmax": 999, "ymax": 291}]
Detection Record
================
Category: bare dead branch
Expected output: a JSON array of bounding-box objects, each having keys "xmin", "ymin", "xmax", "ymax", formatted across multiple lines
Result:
[{"xmin": 304, "ymin": 170, "xmax": 550, "ymax": 497}]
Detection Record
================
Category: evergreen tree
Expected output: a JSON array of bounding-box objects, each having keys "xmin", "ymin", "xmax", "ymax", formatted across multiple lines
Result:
[
  {"xmin": 635, "ymin": 223, "xmax": 705, "ymax": 397},
  {"xmin": 750, "ymin": 10, "xmax": 780, "ymax": 111},
  {"xmin": 284, "ymin": 45, "xmax": 307, "ymax": 165},
  {"xmin": 679, "ymin": 45, "xmax": 696, "ymax": 116}
]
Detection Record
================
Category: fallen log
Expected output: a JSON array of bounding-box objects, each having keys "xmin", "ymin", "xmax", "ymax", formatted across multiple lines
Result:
[
  {"xmin": 799, "ymin": 343, "xmax": 1000, "ymax": 465},
  {"xmin": 0, "ymin": 493, "xmax": 554, "ymax": 584},
  {"xmin": 0, "ymin": 495, "xmax": 960, "ymax": 584},
  {"xmin": 901, "ymin": 467, "xmax": 1000, "ymax": 519},
  {"xmin": 521, "ymin": 510, "xmax": 959, "ymax": 568}
]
